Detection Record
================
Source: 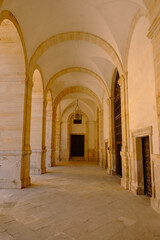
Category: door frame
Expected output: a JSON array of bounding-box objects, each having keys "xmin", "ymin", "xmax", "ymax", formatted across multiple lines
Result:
[
  {"xmin": 69, "ymin": 133, "xmax": 87, "ymax": 159},
  {"xmin": 70, "ymin": 134, "xmax": 85, "ymax": 157},
  {"xmin": 132, "ymin": 126, "xmax": 153, "ymax": 196},
  {"xmin": 67, "ymin": 113, "xmax": 89, "ymax": 161}
]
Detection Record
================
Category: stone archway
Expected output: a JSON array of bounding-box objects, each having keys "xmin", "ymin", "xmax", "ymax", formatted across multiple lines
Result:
[
  {"xmin": 67, "ymin": 112, "xmax": 89, "ymax": 161},
  {"xmin": 0, "ymin": 12, "xmax": 30, "ymax": 188},
  {"xmin": 50, "ymin": 86, "xmax": 102, "ymax": 166},
  {"xmin": 29, "ymin": 32, "xmax": 123, "ymax": 76},
  {"xmin": 46, "ymin": 67, "xmax": 108, "ymax": 96}
]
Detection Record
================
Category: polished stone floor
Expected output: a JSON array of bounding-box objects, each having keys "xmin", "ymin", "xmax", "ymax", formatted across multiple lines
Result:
[{"xmin": 0, "ymin": 161, "xmax": 160, "ymax": 240}]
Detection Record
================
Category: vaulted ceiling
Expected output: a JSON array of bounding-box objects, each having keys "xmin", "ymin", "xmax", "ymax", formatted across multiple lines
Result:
[{"xmin": 0, "ymin": 0, "xmax": 148, "ymax": 117}]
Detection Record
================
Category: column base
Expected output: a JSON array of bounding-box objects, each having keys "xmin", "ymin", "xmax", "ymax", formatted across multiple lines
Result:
[
  {"xmin": 30, "ymin": 150, "xmax": 46, "ymax": 175},
  {"xmin": 121, "ymin": 176, "xmax": 129, "ymax": 190},
  {"xmin": 21, "ymin": 177, "xmax": 31, "ymax": 188},
  {"xmin": 131, "ymin": 182, "xmax": 144, "ymax": 195},
  {"xmin": 151, "ymin": 198, "xmax": 160, "ymax": 214},
  {"xmin": 107, "ymin": 168, "xmax": 112, "ymax": 175},
  {"xmin": 120, "ymin": 147, "xmax": 129, "ymax": 190},
  {"xmin": 50, "ymin": 162, "xmax": 56, "ymax": 167},
  {"xmin": 30, "ymin": 167, "xmax": 46, "ymax": 175},
  {"xmin": 0, "ymin": 150, "xmax": 31, "ymax": 189},
  {"xmin": 151, "ymin": 154, "xmax": 160, "ymax": 213},
  {"xmin": 111, "ymin": 170, "xmax": 116, "ymax": 175}
]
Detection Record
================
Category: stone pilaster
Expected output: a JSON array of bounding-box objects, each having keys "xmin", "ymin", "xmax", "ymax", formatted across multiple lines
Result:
[
  {"xmin": 21, "ymin": 75, "xmax": 33, "ymax": 187},
  {"xmin": 51, "ymin": 109, "xmax": 56, "ymax": 166},
  {"xmin": 106, "ymin": 98, "xmax": 113, "ymax": 175},
  {"xmin": 0, "ymin": 74, "xmax": 33, "ymax": 188},
  {"xmin": 148, "ymin": 12, "xmax": 160, "ymax": 213},
  {"xmin": 85, "ymin": 120, "xmax": 89, "ymax": 161},
  {"xmin": 151, "ymin": 154, "xmax": 160, "ymax": 213},
  {"xmin": 96, "ymin": 108, "xmax": 99, "ymax": 162},
  {"xmin": 41, "ymin": 99, "xmax": 47, "ymax": 173},
  {"xmin": 46, "ymin": 149, "xmax": 53, "ymax": 167},
  {"xmin": 55, "ymin": 120, "xmax": 61, "ymax": 162},
  {"xmin": 99, "ymin": 109, "xmax": 104, "ymax": 167},
  {"xmin": 118, "ymin": 75, "xmax": 129, "ymax": 189}
]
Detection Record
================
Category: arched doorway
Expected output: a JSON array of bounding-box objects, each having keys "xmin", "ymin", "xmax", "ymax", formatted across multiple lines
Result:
[{"xmin": 114, "ymin": 72, "xmax": 122, "ymax": 176}]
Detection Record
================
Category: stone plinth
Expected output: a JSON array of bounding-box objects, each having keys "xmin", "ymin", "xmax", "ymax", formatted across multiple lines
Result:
[
  {"xmin": 30, "ymin": 149, "xmax": 46, "ymax": 175},
  {"xmin": 0, "ymin": 150, "xmax": 31, "ymax": 189},
  {"xmin": 151, "ymin": 154, "xmax": 160, "ymax": 213}
]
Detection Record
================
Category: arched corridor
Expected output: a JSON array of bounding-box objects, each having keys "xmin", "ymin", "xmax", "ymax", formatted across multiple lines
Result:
[{"xmin": 1, "ymin": 1, "xmax": 160, "ymax": 237}]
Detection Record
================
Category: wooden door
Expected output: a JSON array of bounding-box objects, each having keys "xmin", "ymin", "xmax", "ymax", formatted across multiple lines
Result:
[
  {"xmin": 71, "ymin": 135, "xmax": 84, "ymax": 157},
  {"xmin": 114, "ymin": 73, "xmax": 122, "ymax": 176},
  {"xmin": 142, "ymin": 137, "xmax": 152, "ymax": 197}
]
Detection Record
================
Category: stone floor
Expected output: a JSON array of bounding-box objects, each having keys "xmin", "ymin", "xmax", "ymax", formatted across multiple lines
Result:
[{"xmin": 0, "ymin": 161, "xmax": 160, "ymax": 240}]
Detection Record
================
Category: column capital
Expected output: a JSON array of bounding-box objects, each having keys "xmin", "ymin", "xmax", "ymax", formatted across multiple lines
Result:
[
  {"xmin": 118, "ymin": 72, "xmax": 128, "ymax": 88},
  {"xmin": 118, "ymin": 76, "xmax": 123, "ymax": 87},
  {"xmin": 106, "ymin": 97, "xmax": 115, "ymax": 104}
]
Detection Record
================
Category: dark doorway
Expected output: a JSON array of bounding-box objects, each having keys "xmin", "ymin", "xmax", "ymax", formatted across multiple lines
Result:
[
  {"xmin": 71, "ymin": 135, "xmax": 84, "ymax": 157},
  {"xmin": 142, "ymin": 136, "xmax": 152, "ymax": 197},
  {"xmin": 114, "ymin": 72, "xmax": 122, "ymax": 176},
  {"xmin": 116, "ymin": 144, "xmax": 122, "ymax": 176}
]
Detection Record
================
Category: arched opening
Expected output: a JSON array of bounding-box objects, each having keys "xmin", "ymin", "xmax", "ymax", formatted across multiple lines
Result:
[
  {"xmin": 45, "ymin": 90, "xmax": 53, "ymax": 168},
  {"xmin": 114, "ymin": 71, "xmax": 122, "ymax": 176},
  {"xmin": 0, "ymin": 18, "xmax": 26, "ymax": 188},
  {"xmin": 68, "ymin": 113, "xmax": 88, "ymax": 161},
  {"xmin": 30, "ymin": 69, "xmax": 44, "ymax": 175}
]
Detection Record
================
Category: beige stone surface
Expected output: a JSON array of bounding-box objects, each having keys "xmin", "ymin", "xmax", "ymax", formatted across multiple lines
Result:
[
  {"xmin": 0, "ymin": 162, "xmax": 160, "ymax": 240},
  {"xmin": 1, "ymin": 0, "xmax": 160, "ymax": 215}
]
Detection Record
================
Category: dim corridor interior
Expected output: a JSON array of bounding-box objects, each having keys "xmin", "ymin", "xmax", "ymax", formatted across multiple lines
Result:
[{"xmin": 0, "ymin": 161, "xmax": 160, "ymax": 240}]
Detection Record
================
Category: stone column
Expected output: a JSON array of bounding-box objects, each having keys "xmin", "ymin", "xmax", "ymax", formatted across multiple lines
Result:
[
  {"xmin": 151, "ymin": 154, "xmax": 160, "ymax": 214},
  {"xmin": 67, "ymin": 119, "xmax": 71, "ymax": 161},
  {"xmin": 45, "ymin": 100, "xmax": 53, "ymax": 167},
  {"xmin": 51, "ymin": 108, "xmax": 56, "ymax": 166},
  {"xmin": 99, "ymin": 109, "xmax": 104, "ymax": 167},
  {"xmin": 21, "ymin": 74, "xmax": 33, "ymax": 187},
  {"xmin": 118, "ymin": 75, "xmax": 129, "ymax": 189},
  {"xmin": 107, "ymin": 97, "xmax": 117, "ymax": 175},
  {"xmin": 55, "ymin": 120, "xmax": 61, "ymax": 162},
  {"xmin": 41, "ymin": 99, "xmax": 47, "ymax": 173},
  {"xmin": 106, "ymin": 98, "xmax": 112, "ymax": 175},
  {"xmin": 0, "ymin": 73, "xmax": 32, "ymax": 188},
  {"xmin": 148, "ymin": 14, "xmax": 160, "ymax": 213},
  {"xmin": 96, "ymin": 108, "xmax": 99, "ymax": 162},
  {"xmin": 85, "ymin": 120, "xmax": 89, "ymax": 161},
  {"xmin": 2, "ymin": 74, "xmax": 31, "ymax": 188}
]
